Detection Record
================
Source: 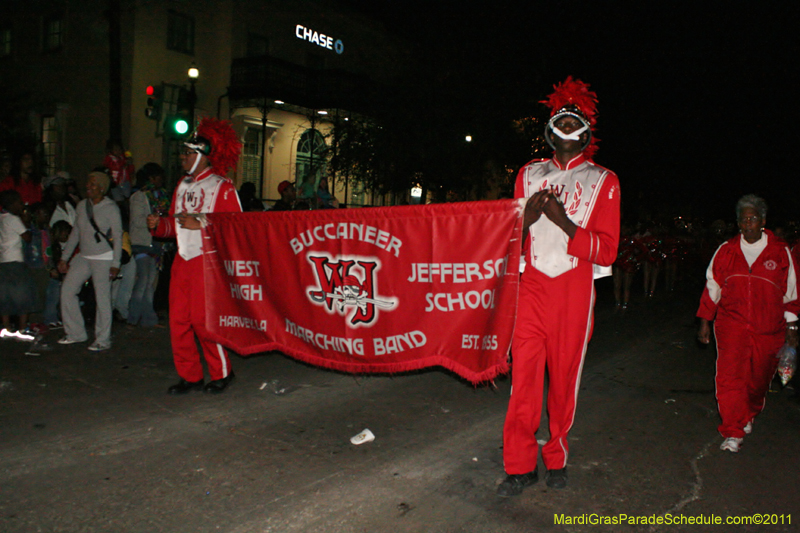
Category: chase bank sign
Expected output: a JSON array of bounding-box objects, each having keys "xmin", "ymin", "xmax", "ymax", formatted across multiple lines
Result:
[{"xmin": 295, "ymin": 24, "xmax": 344, "ymax": 54}]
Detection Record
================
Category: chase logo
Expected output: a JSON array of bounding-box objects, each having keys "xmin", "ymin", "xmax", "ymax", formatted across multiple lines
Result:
[{"xmin": 295, "ymin": 25, "xmax": 344, "ymax": 55}]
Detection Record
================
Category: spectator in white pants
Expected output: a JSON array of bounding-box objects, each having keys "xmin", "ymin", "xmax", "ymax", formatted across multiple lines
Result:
[{"xmin": 57, "ymin": 171, "xmax": 122, "ymax": 351}]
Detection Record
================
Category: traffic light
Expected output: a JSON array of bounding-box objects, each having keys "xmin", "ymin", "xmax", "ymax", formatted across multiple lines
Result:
[
  {"xmin": 165, "ymin": 87, "xmax": 193, "ymax": 138},
  {"xmin": 166, "ymin": 115, "xmax": 190, "ymax": 136},
  {"xmin": 145, "ymin": 84, "xmax": 163, "ymax": 120}
]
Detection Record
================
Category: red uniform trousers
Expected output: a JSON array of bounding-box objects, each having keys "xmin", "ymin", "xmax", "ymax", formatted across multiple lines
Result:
[
  {"xmin": 503, "ymin": 263, "xmax": 595, "ymax": 474},
  {"xmin": 169, "ymin": 254, "xmax": 231, "ymax": 382},
  {"xmin": 714, "ymin": 319, "xmax": 782, "ymax": 439}
]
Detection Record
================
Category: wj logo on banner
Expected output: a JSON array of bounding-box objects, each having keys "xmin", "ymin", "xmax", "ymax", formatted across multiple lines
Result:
[{"xmin": 306, "ymin": 254, "xmax": 397, "ymax": 327}]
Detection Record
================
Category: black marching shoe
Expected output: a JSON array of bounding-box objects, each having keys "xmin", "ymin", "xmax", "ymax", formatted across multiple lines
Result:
[
  {"xmin": 545, "ymin": 467, "xmax": 568, "ymax": 489},
  {"xmin": 497, "ymin": 469, "xmax": 538, "ymax": 497},
  {"xmin": 168, "ymin": 378, "xmax": 204, "ymax": 395},
  {"xmin": 203, "ymin": 372, "xmax": 235, "ymax": 394}
]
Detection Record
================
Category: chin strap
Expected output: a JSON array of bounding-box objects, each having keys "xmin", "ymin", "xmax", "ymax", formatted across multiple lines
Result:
[
  {"xmin": 188, "ymin": 153, "xmax": 202, "ymax": 176},
  {"xmin": 552, "ymin": 124, "xmax": 589, "ymax": 141}
]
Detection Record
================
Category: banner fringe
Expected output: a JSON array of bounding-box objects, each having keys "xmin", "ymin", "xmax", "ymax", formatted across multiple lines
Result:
[{"xmin": 206, "ymin": 333, "xmax": 509, "ymax": 385}]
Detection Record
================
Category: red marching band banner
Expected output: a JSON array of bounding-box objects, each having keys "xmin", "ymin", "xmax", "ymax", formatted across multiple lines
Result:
[{"xmin": 202, "ymin": 199, "xmax": 524, "ymax": 384}]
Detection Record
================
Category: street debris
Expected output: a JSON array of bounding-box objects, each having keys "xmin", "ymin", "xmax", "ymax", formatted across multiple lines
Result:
[
  {"xmin": 262, "ymin": 379, "xmax": 297, "ymax": 395},
  {"xmin": 777, "ymin": 343, "xmax": 796, "ymax": 385},
  {"xmin": 350, "ymin": 428, "xmax": 375, "ymax": 445},
  {"xmin": 397, "ymin": 502, "xmax": 412, "ymax": 516}
]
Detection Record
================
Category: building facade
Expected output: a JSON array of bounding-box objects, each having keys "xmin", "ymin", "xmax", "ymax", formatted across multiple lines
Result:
[{"xmin": 0, "ymin": 0, "xmax": 409, "ymax": 206}]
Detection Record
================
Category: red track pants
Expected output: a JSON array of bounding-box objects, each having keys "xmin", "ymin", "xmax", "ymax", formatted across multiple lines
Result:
[
  {"xmin": 169, "ymin": 254, "xmax": 231, "ymax": 382},
  {"xmin": 503, "ymin": 264, "xmax": 595, "ymax": 474},
  {"xmin": 714, "ymin": 320, "xmax": 782, "ymax": 439}
]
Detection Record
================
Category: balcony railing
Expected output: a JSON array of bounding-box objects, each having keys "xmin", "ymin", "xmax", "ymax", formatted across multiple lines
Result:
[{"xmin": 229, "ymin": 55, "xmax": 378, "ymax": 113}]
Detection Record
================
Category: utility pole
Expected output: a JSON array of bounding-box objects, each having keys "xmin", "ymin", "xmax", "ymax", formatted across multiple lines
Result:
[{"xmin": 107, "ymin": 0, "xmax": 122, "ymax": 142}]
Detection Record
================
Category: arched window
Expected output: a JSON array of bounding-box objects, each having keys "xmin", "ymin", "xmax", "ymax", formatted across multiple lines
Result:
[{"xmin": 296, "ymin": 129, "xmax": 328, "ymax": 201}]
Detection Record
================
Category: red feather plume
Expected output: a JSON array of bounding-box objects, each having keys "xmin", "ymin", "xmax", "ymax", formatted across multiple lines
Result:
[
  {"xmin": 541, "ymin": 77, "xmax": 600, "ymax": 159},
  {"xmin": 196, "ymin": 117, "xmax": 242, "ymax": 176}
]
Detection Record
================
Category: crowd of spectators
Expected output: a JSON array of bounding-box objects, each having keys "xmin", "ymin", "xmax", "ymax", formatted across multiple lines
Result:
[
  {"xmin": 0, "ymin": 139, "xmax": 346, "ymax": 349},
  {"xmin": 249, "ymin": 176, "xmax": 340, "ymax": 212},
  {"xmin": 0, "ymin": 101, "xmax": 354, "ymax": 350},
  {"xmin": 0, "ymin": 144, "xmax": 171, "ymax": 348}
]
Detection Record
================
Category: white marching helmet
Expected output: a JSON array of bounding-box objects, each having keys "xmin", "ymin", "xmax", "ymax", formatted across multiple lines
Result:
[{"xmin": 545, "ymin": 105, "xmax": 593, "ymax": 151}]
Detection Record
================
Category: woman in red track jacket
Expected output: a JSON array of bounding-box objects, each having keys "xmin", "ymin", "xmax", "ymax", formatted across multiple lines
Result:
[{"xmin": 697, "ymin": 194, "xmax": 799, "ymax": 453}]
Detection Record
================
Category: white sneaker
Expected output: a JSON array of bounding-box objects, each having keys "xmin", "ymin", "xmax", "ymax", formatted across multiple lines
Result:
[
  {"xmin": 88, "ymin": 341, "xmax": 111, "ymax": 352},
  {"xmin": 744, "ymin": 421, "xmax": 753, "ymax": 435},
  {"xmin": 720, "ymin": 437, "xmax": 743, "ymax": 452},
  {"xmin": 57, "ymin": 336, "xmax": 86, "ymax": 345},
  {"xmin": 2, "ymin": 328, "xmax": 35, "ymax": 341}
]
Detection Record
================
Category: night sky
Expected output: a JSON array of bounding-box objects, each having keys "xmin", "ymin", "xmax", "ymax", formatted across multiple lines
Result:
[{"xmin": 339, "ymin": 0, "xmax": 799, "ymax": 224}]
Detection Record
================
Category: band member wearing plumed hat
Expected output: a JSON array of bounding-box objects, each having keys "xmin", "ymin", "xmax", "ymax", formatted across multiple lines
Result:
[
  {"xmin": 498, "ymin": 78, "xmax": 620, "ymax": 496},
  {"xmin": 147, "ymin": 117, "xmax": 243, "ymax": 395}
]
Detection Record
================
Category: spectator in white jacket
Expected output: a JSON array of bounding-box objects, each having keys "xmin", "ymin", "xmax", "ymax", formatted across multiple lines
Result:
[{"xmin": 57, "ymin": 171, "xmax": 122, "ymax": 351}]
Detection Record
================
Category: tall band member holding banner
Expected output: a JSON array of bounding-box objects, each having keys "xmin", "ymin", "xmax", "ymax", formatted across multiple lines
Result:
[
  {"xmin": 147, "ymin": 118, "xmax": 243, "ymax": 395},
  {"xmin": 498, "ymin": 78, "xmax": 620, "ymax": 496}
]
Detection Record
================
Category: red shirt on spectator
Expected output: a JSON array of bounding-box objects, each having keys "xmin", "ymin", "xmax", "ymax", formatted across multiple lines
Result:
[{"xmin": 0, "ymin": 175, "xmax": 43, "ymax": 205}]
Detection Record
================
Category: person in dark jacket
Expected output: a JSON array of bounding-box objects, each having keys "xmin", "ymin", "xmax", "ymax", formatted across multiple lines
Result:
[{"xmin": 271, "ymin": 180, "xmax": 296, "ymax": 211}]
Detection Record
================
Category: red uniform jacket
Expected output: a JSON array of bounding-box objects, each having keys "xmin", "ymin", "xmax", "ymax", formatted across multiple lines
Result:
[
  {"xmin": 151, "ymin": 167, "xmax": 241, "ymax": 260},
  {"xmin": 515, "ymin": 153, "xmax": 620, "ymax": 278}
]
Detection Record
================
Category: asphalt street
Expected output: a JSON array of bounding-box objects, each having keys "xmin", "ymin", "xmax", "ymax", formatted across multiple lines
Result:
[{"xmin": 1, "ymin": 281, "xmax": 799, "ymax": 532}]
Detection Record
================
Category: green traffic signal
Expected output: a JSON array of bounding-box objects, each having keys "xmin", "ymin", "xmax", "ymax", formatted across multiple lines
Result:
[
  {"xmin": 168, "ymin": 86, "xmax": 193, "ymax": 137},
  {"xmin": 174, "ymin": 118, "xmax": 190, "ymax": 135},
  {"xmin": 164, "ymin": 114, "xmax": 191, "ymax": 138}
]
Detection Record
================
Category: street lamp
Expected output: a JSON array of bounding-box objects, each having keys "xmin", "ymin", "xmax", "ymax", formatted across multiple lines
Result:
[{"xmin": 187, "ymin": 62, "xmax": 199, "ymax": 128}]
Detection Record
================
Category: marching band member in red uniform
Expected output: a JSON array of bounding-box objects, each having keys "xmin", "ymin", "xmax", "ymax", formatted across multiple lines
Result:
[
  {"xmin": 662, "ymin": 229, "xmax": 689, "ymax": 293},
  {"xmin": 498, "ymin": 78, "xmax": 620, "ymax": 496},
  {"xmin": 148, "ymin": 118, "xmax": 242, "ymax": 395},
  {"xmin": 613, "ymin": 226, "xmax": 642, "ymax": 311},
  {"xmin": 697, "ymin": 194, "xmax": 799, "ymax": 452},
  {"xmin": 640, "ymin": 229, "xmax": 663, "ymax": 298}
]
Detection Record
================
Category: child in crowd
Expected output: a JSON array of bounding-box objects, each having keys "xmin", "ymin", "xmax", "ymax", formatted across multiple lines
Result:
[
  {"xmin": 44, "ymin": 220, "xmax": 72, "ymax": 327},
  {"xmin": 0, "ymin": 190, "xmax": 36, "ymax": 334},
  {"xmin": 24, "ymin": 203, "xmax": 52, "ymax": 317}
]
